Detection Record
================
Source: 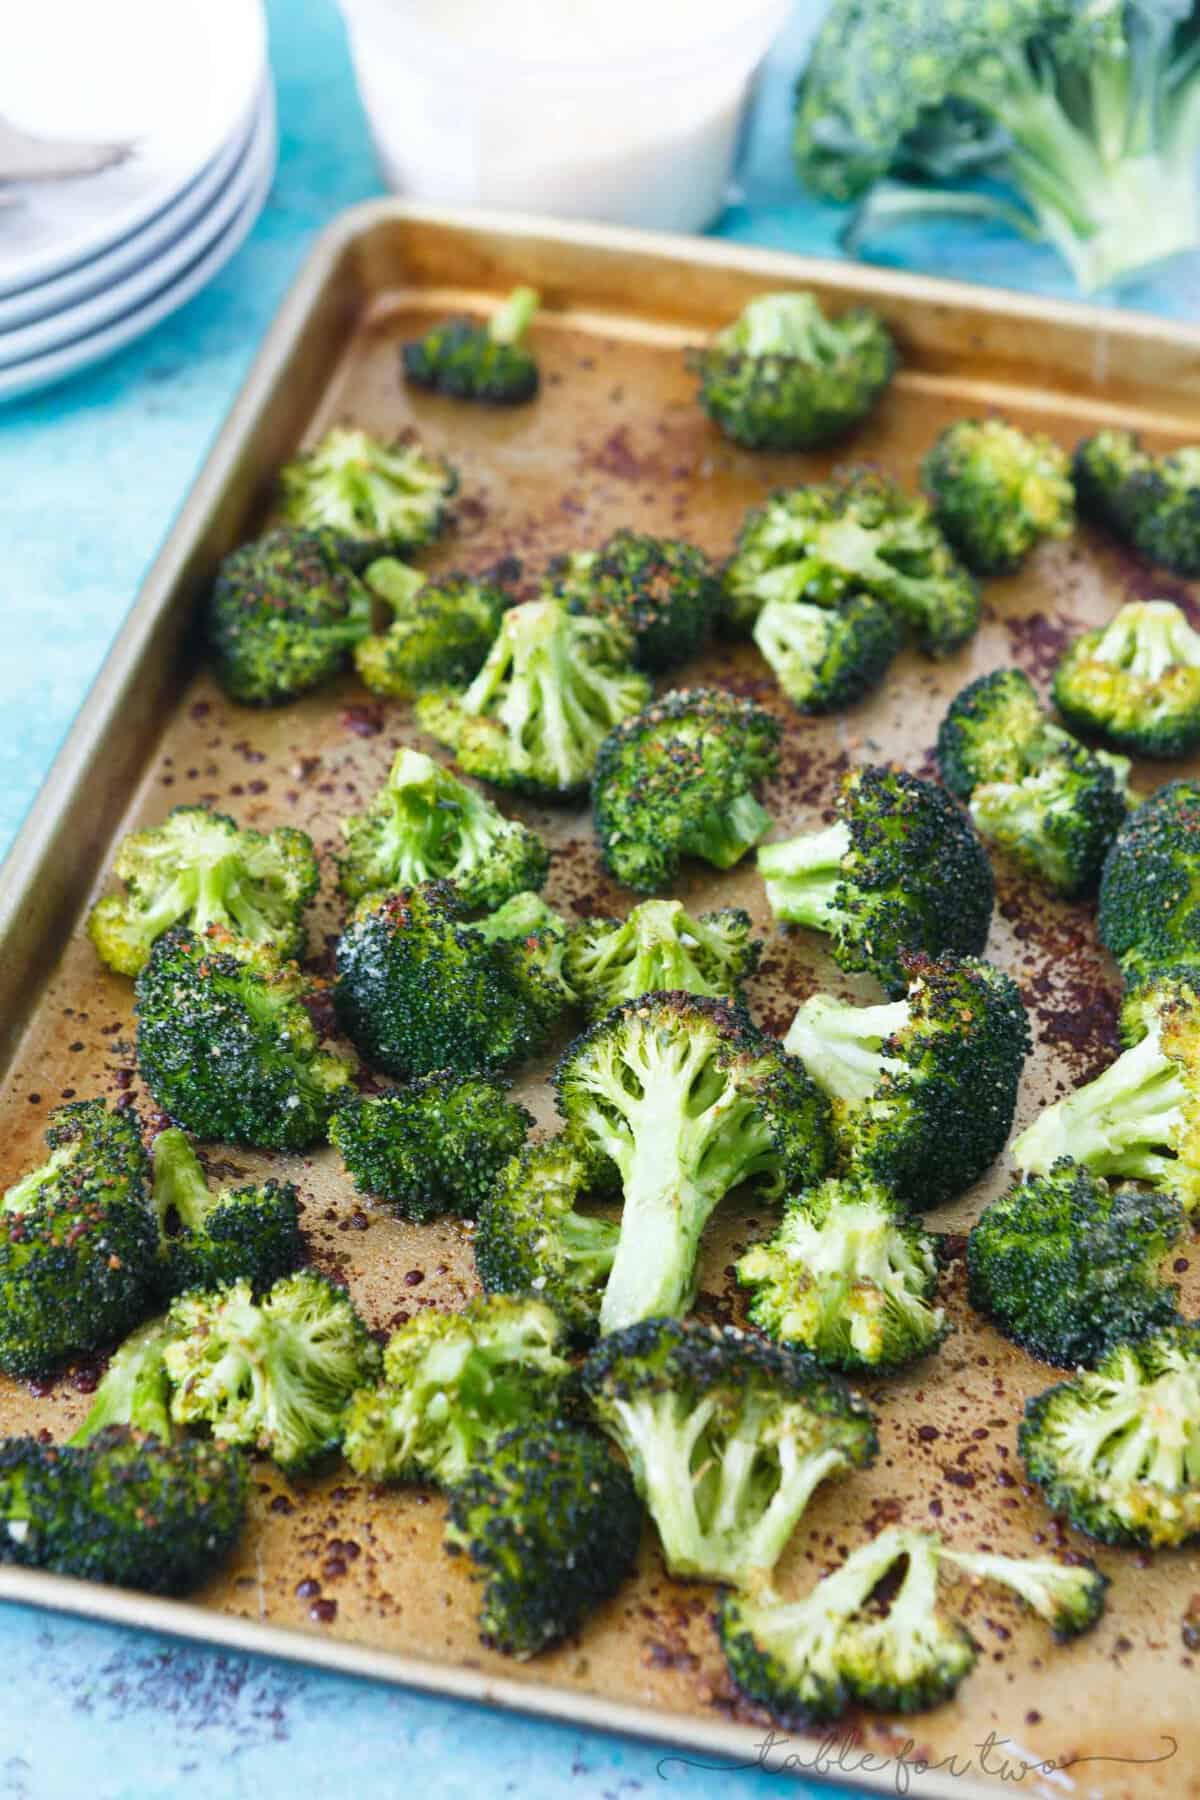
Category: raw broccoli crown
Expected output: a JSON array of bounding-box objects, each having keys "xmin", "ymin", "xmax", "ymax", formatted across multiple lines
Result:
[
  {"xmin": 1099, "ymin": 780, "xmax": 1200, "ymax": 981},
  {"xmin": 940, "ymin": 1544, "xmax": 1108, "ymax": 1642},
  {"xmin": 0, "ymin": 1099, "xmax": 159, "ymax": 1379},
  {"xmin": 922, "ymin": 418, "xmax": 1074, "ymax": 575},
  {"xmin": 150, "ymin": 1126, "xmax": 302, "ymax": 1298},
  {"xmin": 581, "ymin": 1317, "xmax": 877, "ymax": 1585},
  {"xmin": 402, "ymin": 287, "xmax": 540, "ymax": 404},
  {"xmin": 341, "ymin": 1296, "xmax": 570, "ymax": 1487},
  {"xmin": 444, "ymin": 1418, "xmax": 641, "ymax": 1657},
  {"xmin": 753, "ymin": 591, "xmax": 901, "ymax": 714},
  {"xmin": 473, "ymin": 1137, "xmax": 619, "ymax": 1339},
  {"xmin": 354, "ymin": 559, "xmax": 513, "ymax": 699},
  {"xmin": 967, "ymin": 1159, "xmax": 1182, "ymax": 1367},
  {"xmin": 556, "ymin": 993, "xmax": 833, "ymax": 1331},
  {"xmin": 690, "ymin": 291, "xmax": 896, "ymax": 452},
  {"xmin": 135, "ymin": 924, "xmax": 353, "ymax": 1151},
  {"xmin": 562, "ymin": 899, "xmax": 761, "ymax": 1019},
  {"xmin": 165, "ymin": 1271, "xmax": 381, "ymax": 1473},
  {"xmin": 278, "ymin": 425, "xmax": 456, "ymax": 561},
  {"xmin": 416, "ymin": 597, "xmax": 652, "ymax": 799},
  {"xmin": 1075, "ymin": 430, "xmax": 1200, "ymax": 577},
  {"xmin": 1020, "ymin": 1325, "xmax": 1200, "ymax": 1547},
  {"xmin": 329, "ymin": 1074, "xmax": 532, "ymax": 1221},
  {"xmin": 758, "ymin": 765, "xmax": 994, "ymax": 998},
  {"xmin": 549, "ymin": 529, "xmax": 720, "ymax": 674},
  {"xmin": 336, "ymin": 746, "xmax": 550, "ymax": 909},
  {"xmin": 1053, "ymin": 600, "xmax": 1200, "ymax": 760},
  {"xmin": 87, "ymin": 805, "xmax": 319, "ymax": 977},
  {"xmin": 206, "ymin": 528, "xmax": 375, "ymax": 706},
  {"xmin": 783, "ymin": 953, "xmax": 1031, "ymax": 1206},
  {"xmin": 590, "ymin": 687, "xmax": 781, "ymax": 893}
]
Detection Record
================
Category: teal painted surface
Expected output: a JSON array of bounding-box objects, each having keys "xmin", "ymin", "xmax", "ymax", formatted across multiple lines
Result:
[{"xmin": 0, "ymin": 3, "xmax": 1192, "ymax": 1794}]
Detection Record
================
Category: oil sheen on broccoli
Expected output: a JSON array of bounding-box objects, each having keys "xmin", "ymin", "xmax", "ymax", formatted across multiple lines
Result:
[
  {"xmin": 278, "ymin": 425, "xmax": 456, "ymax": 562},
  {"xmin": 1075, "ymin": 429, "xmax": 1200, "ymax": 575},
  {"xmin": 922, "ymin": 418, "xmax": 1074, "ymax": 574},
  {"xmin": 330, "ymin": 1073, "xmax": 531, "ymax": 1220},
  {"xmin": 563, "ymin": 899, "xmax": 761, "ymax": 1019},
  {"xmin": 402, "ymin": 288, "xmax": 540, "ymax": 405},
  {"xmin": 547, "ymin": 528, "xmax": 720, "ymax": 672},
  {"xmin": 1054, "ymin": 600, "xmax": 1200, "ymax": 760}
]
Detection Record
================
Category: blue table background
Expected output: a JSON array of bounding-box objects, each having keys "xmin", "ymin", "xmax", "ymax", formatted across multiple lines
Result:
[{"xmin": 1, "ymin": 4, "xmax": 1196, "ymax": 1794}]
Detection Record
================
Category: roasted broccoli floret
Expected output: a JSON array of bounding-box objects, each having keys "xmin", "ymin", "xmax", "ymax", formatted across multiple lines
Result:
[
  {"xmin": 562, "ymin": 900, "xmax": 761, "ymax": 1020},
  {"xmin": 417, "ymin": 598, "xmax": 651, "ymax": 799},
  {"xmin": 1054, "ymin": 600, "xmax": 1200, "ymax": 760},
  {"xmin": 444, "ymin": 1418, "xmax": 641, "ymax": 1657},
  {"xmin": 936, "ymin": 667, "xmax": 1129, "ymax": 898},
  {"xmin": 939, "ymin": 1545, "xmax": 1108, "ymax": 1642},
  {"xmin": 783, "ymin": 954, "xmax": 1031, "ymax": 1206},
  {"xmin": 329, "ymin": 1074, "xmax": 531, "ymax": 1221},
  {"xmin": 689, "ymin": 292, "xmax": 896, "ymax": 452},
  {"xmin": 207, "ymin": 528, "xmax": 376, "ymax": 706},
  {"xmin": 336, "ymin": 746, "xmax": 550, "ymax": 909},
  {"xmin": 758, "ymin": 766, "xmax": 993, "ymax": 997},
  {"xmin": 469, "ymin": 889, "xmax": 575, "ymax": 1023},
  {"xmin": 0, "ymin": 1100, "xmax": 158, "ymax": 1380},
  {"xmin": 473, "ymin": 1137, "xmax": 619, "ymax": 1340},
  {"xmin": 754, "ymin": 591, "xmax": 901, "ymax": 715},
  {"xmin": 402, "ymin": 287, "xmax": 541, "ymax": 405},
  {"xmin": 591, "ymin": 688, "xmax": 781, "ymax": 894},
  {"xmin": 1075, "ymin": 429, "xmax": 1200, "ymax": 575},
  {"xmin": 87, "ymin": 806, "xmax": 319, "ymax": 978},
  {"xmin": 737, "ymin": 1177, "xmax": 947, "ymax": 1373},
  {"xmin": 922, "ymin": 418, "xmax": 1074, "ymax": 575},
  {"xmin": 353, "ymin": 559, "xmax": 512, "ymax": 699},
  {"xmin": 548, "ymin": 529, "xmax": 720, "ymax": 674},
  {"xmin": 164, "ymin": 1271, "xmax": 380, "ymax": 1474},
  {"xmin": 582, "ymin": 1318, "xmax": 876, "ymax": 1586},
  {"xmin": 557, "ymin": 994, "xmax": 832, "ymax": 1332},
  {"xmin": 341, "ymin": 1296, "xmax": 569, "ymax": 1486},
  {"xmin": 1020, "ymin": 1325, "xmax": 1200, "ymax": 1547},
  {"xmin": 278, "ymin": 425, "xmax": 456, "ymax": 562},
  {"xmin": 135, "ymin": 925, "xmax": 353, "ymax": 1151},
  {"xmin": 723, "ymin": 471, "xmax": 979, "ymax": 655},
  {"xmin": 1098, "ymin": 780, "xmax": 1200, "ymax": 983},
  {"xmin": 150, "ymin": 1127, "xmax": 302, "ymax": 1297}
]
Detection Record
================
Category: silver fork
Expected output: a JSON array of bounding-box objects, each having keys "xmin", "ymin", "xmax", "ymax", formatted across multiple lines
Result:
[{"xmin": 0, "ymin": 115, "xmax": 133, "ymax": 184}]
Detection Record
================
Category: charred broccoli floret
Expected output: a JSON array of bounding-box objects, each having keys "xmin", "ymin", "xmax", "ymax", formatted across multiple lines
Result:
[
  {"xmin": 591, "ymin": 688, "xmax": 781, "ymax": 894},
  {"xmin": 87, "ymin": 805, "xmax": 319, "ymax": 978},
  {"xmin": 341, "ymin": 1296, "xmax": 569, "ymax": 1486},
  {"xmin": 1054, "ymin": 600, "xmax": 1200, "ymax": 760},
  {"xmin": 402, "ymin": 287, "xmax": 541, "ymax": 405},
  {"xmin": 473, "ymin": 1138, "xmax": 619, "ymax": 1340},
  {"xmin": 939, "ymin": 1545, "xmax": 1108, "ymax": 1642},
  {"xmin": 0, "ymin": 1100, "xmax": 158, "ymax": 1380},
  {"xmin": 783, "ymin": 954, "xmax": 1031, "ymax": 1206},
  {"xmin": 737, "ymin": 1177, "xmax": 946, "ymax": 1373},
  {"xmin": 758, "ymin": 765, "xmax": 993, "ymax": 997},
  {"xmin": 1099, "ymin": 781, "xmax": 1200, "ymax": 983},
  {"xmin": 278, "ymin": 425, "xmax": 456, "ymax": 562},
  {"xmin": 353, "ymin": 558, "xmax": 512, "ymax": 699},
  {"xmin": 444, "ymin": 1418, "xmax": 641, "ymax": 1657},
  {"xmin": 548, "ymin": 529, "xmax": 720, "ymax": 673},
  {"xmin": 1075, "ymin": 429, "xmax": 1200, "ymax": 577},
  {"xmin": 165, "ymin": 1271, "xmax": 380, "ymax": 1474},
  {"xmin": 336, "ymin": 747, "xmax": 549, "ymax": 909},
  {"xmin": 417, "ymin": 598, "xmax": 651, "ymax": 799},
  {"xmin": 563, "ymin": 900, "xmax": 761, "ymax": 1020},
  {"xmin": 754, "ymin": 591, "xmax": 901, "ymax": 715},
  {"xmin": 582, "ymin": 1318, "xmax": 876, "ymax": 1586},
  {"xmin": 135, "ymin": 925, "xmax": 353, "ymax": 1150},
  {"xmin": 1020, "ymin": 1326, "xmax": 1200, "ymax": 1547},
  {"xmin": 149, "ymin": 1127, "xmax": 302, "ymax": 1297},
  {"xmin": 689, "ymin": 292, "xmax": 896, "ymax": 452},
  {"xmin": 557, "ymin": 994, "xmax": 832, "ymax": 1332},
  {"xmin": 922, "ymin": 419, "xmax": 1074, "ymax": 575},
  {"xmin": 329, "ymin": 1074, "xmax": 531, "ymax": 1221}
]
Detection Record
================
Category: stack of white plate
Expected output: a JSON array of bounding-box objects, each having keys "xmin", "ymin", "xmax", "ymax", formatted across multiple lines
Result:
[{"xmin": 0, "ymin": 0, "xmax": 274, "ymax": 403}]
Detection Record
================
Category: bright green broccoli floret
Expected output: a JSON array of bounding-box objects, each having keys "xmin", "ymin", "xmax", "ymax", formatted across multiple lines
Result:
[
  {"xmin": 557, "ymin": 994, "xmax": 832, "ymax": 1332},
  {"xmin": 563, "ymin": 899, "xmax": 761, "ymax": 1019},
  {"xmin": 444, "ymin": 1418, "xmax": 641, "ymax": 1658},
  {"xmin": 473, "ymin": 1138, "xmax": 620, "ymax": 1341},
  {"xmin": 402, "ymin": 287, "xmax": 541, "ymax": 405},
  {"xmin": 164, "ymin": 1271, "xmax": 380, "ymax": 1474},
  {"xmin": 1054, "ymin": 600, "xmax": 1200, "ymax": 760},
  {"xmin": 0, "ymin": 1099, "xmax": 158, "ymax": 1380},
  {"xmin": 758, "ymin": 765, "xmax": 994, "ymax": 997},
  {"xmin": 87, "ymin": 805, "xmax": 319, "ymax": 977},
  {"xmin": 353, "ymin": 559, "xmax": 512, "ymax": 699},
  {"xmin": 1099, "ymin": 781, "xmax": 1200, "ymax": 982},
  {"xmin": 591, "ymin": 687, "xmax": 781, "ymax": 894},
  {"xmin": 689, "ymin": 292, "xmax": 896, "ymax": 452},
  {"xmin": 1075, "ymin": 429, "xmax": 1200, "ymax": 575},
  {"xmin": 922, "ymin": 418, "xmax": 1074, "ymax": 574},
  {"xmin": 548, "ymin": 529, "xmax": 719, "ymax": 674},
  {"xmin": 783, "ymin": 953, "xmax": 1031, "ymax": 1206},
  {"xmin": 135, "ymin": 925, "xmax": 353, "ymax": 1151},
  {"xmin": 737, "ymin": 1177, "xmax": 947, "ymax": 1373},
  {"xmin": 278, "ymin": 425, "xmax": 456, "ymax": 562},
  {"xmin": 149, "ymin": 1127, "xmax": 302, "ymax": 1297},
  {"xmin": 329, "ymin": 1074, "xmax": 531, "ymax": 1221},
  {"xmin": 582, "ymin": 1318, "xmax": 877, "ymax": 1586},
  {"xmin": 341, "ymin": 1296, "xmax": 569, "ymax": 1486},
  {"xmin": 470, "ymin": 889, "xmax": 575, "ymax": 1024},
  {"xmin": 417, "ymin": 598, "xmax": 651, "ymax": 799},
  {"xmin": 336, "ymin": 746, "xmax": 550, "ymax": 908},
  {"xmin": 939, "ymin": 1545, "xmax": 1108, "ymax": 1641},
  {"xmin": 753, "ymin": 591, "xmax": 901, "ymax": 714}
]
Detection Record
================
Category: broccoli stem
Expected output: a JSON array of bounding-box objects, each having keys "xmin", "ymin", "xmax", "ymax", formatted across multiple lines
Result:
[
  {"xmin": 732, "ymin": 293, "xmax": 841, "ymax": 361},
  {"xmin": 1012, "ymin": 1028, "xmax": 1187, "ymax": 1182},
  {"xmin": 489, "ymin": 286, "xmax": 539, "ymax": 347},
  {"xmin": 1092, "ymin": 602, "xmax": 1200, "ymax": 680},
  {"xmin": 599, "ymin": 1147, "xmax": 719, "ymax": 1334},
  {"xmin": 68, "ymin": 1319, "xmax": 174, "ymax": 1446},
  {"xmin": 758, "ymin": 821, "xmax": 852, "ymax": 928},
  {"xmin": 150, "ymin": 1129, "xmax": 212, "ymax": 1233},
  {"xmin": 688, "ymin": 791, "xmax": 773, "ymax": 872},
  {"xmin": 784, "ymin": 994, "xmax": 909, "ymax": 1106}
]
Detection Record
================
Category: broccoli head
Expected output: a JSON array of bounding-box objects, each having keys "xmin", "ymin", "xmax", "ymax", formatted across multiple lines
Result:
[
  {"xmin": 473, "ymin": 1137, "xmax": 619, "ymax": 1341},
  {"xmin": 547, "ymin": 529, "xmax": 720, "ymax": 673},
  {"xmin": 1075, "ymin": 429, "xmax": 1200, "ymax": 576},
  {"xmin": 562, "ymin": 899, "xmax": 761, "ymax": 1020},
  {"xmin": 1099, "ymin": 781, "xmax": 1200, "ymax": 983},
  {"xmin": 135, "ymin": 925, "xmax": 353, "ymax": 1150},
  {"xmin": 353, "ymin": 559, "xmax": 511, "ymax": 700},
  {"xmin": 87, "ymin": 805, "xmax": 319, "ymax": 978},
  {"xmin": 402, "ymin": 287, "xmax": 540, "ymax": 405},
  {"xmin": 922, "ymin": 418, "xmax": 1074, "ymax": 575},
  {"xmin": 753, "ymin": 591, "xmax": 901, "ymax": 715},
  {"xmin": 150, "ymin": 1127, "xmax": 302, "ymax": 1297},
  {"xmin": 278, "ymin": 425, "xmax": 456, "ymax": 562},
  {"xmin": 591, "ymin": 687, "xmax": 781, "ymax": 894},
  {"xmin": 689, "ymin": 291, "xmax": 896, "ymax": 452},
  {"xmin": 556, "ymin": 993, "xmax": 832, "ymax": 1331},
  {"xmin": 758, "ymin": 765, "xmax": 994, "ymax": 997},
  {"xmin": 1054, "ymin": 600, "xmax": 1200, "ymax": 760},
  {"xmin": 582, "ymin": 1318, "xmax": 877, "ymax": 1586}
]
